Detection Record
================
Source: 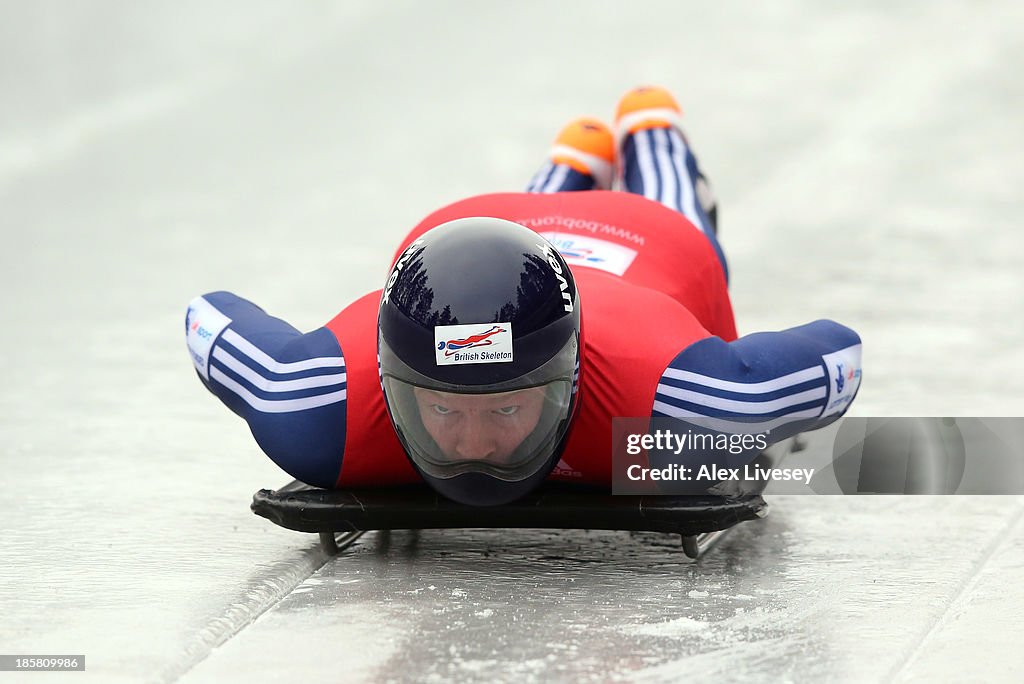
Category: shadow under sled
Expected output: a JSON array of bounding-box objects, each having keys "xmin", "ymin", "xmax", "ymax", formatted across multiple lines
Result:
[{"xmin": 251, "ymin": 481, "xmax": 768, "ymax": 560}]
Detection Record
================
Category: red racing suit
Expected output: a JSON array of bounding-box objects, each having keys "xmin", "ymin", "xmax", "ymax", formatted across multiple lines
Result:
[{"xmin": 186, "ymin": 191, "xmax": 861, "ymax": 489}]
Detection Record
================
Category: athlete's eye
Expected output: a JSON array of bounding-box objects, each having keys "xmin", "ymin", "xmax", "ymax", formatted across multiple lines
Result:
[
  {"xmin": 431, "ymin": 405, "xmax": 453, "ymax": 416},
  {"xmin": 494, "ymin": 405, "xmax": 519, "ymax": 416}
]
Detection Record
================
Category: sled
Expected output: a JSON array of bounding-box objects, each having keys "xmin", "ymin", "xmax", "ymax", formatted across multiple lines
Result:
[{"xmin": 251, "ymin": 480, "xmax": 767, "ymax": 560}]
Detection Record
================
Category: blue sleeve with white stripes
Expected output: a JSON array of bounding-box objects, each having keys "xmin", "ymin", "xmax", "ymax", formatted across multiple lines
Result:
[
  {"xmin": 185, "ymin": 292, "xmax": 347, "ymax": 488},
  {"xmin": 655, "ymin": 320, "xmax": 863, "ymax": 442}
]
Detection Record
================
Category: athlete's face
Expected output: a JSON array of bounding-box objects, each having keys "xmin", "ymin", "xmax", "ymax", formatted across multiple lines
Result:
[{"xmin": 413, "ymin": 387, "xmax": 547, "ymax": 464}]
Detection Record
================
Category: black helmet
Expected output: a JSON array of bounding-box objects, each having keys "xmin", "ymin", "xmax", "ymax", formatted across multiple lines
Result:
[{"xmin": 378, "ymin": 217, "xmax": 582, "ymax": 505}]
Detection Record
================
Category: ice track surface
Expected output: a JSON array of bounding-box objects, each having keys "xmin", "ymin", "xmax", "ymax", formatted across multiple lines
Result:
[{"xmin": 1, "ymin": 2, "xmax": 1022, "ymax": 682}]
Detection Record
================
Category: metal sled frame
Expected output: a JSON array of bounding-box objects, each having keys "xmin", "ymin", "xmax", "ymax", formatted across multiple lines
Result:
[{"xmin": 252, "ymin": 481, "xmax": 768, "ymax": 560}]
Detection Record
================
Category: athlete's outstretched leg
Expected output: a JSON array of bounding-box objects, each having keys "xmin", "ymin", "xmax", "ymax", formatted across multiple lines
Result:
[
  {"xmin": 615, "ymin": 86, "xmax": 728, "ymax": 281},
  {"xmin": 526, "ymin": 117, "xmax": 615, "ymax": 193}
]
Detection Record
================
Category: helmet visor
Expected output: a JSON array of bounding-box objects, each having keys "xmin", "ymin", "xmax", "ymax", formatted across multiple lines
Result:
[{"xmin": 380, "ymin": 335, "xmax": 578, "ymax": 482}]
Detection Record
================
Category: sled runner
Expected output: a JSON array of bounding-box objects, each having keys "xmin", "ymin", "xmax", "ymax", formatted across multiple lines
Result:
[{"xmin": 251, "ymin": 480, "xmax": 768, "ymax": 560}]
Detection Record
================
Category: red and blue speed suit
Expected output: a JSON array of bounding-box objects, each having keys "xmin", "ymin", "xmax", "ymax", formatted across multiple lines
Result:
[{"xmin": 185, "ymin": 126, "xmax": 862, "ymax": 488}]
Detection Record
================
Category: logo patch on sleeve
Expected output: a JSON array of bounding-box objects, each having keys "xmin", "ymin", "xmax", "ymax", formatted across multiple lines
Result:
[
  {"xmin": 435, "ymin": 323, "xmax": 514, "ymax": 366},
  {"xmin": 822, "ymin": 344, "xmax": 863, "ymax": 416},
  {"xmin": 186, "ymin": 296, "xmax": 232, "ymax": 380}
]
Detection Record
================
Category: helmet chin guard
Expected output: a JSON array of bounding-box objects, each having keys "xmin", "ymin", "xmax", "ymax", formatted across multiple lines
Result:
[{"xmin": 378, "ymin": 217, "xmax": 582, "ymax": 506}]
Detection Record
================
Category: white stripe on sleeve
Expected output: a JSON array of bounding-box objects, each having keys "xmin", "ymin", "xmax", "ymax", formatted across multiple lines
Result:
[
  {"xmin": 213, "ymin": 347, "xmax": 346, "ymax": 393},
  {"xmin": 211, "ymin": 367, "xmax": 347, "ymax": 413},
  {"xmin": 655, "ymin": 384, "xmax": 827, "ymax": 414},
  {"xmin": 661, "ymin": 365, "xmax": 825, "ymax": 394},
  {"xmin": 222, "ymin": 329, "xmax": 344, "ymax": 374},
  {"xmin": 651, "ymin": 403, "xmax": 823, "ymax": 432}
]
